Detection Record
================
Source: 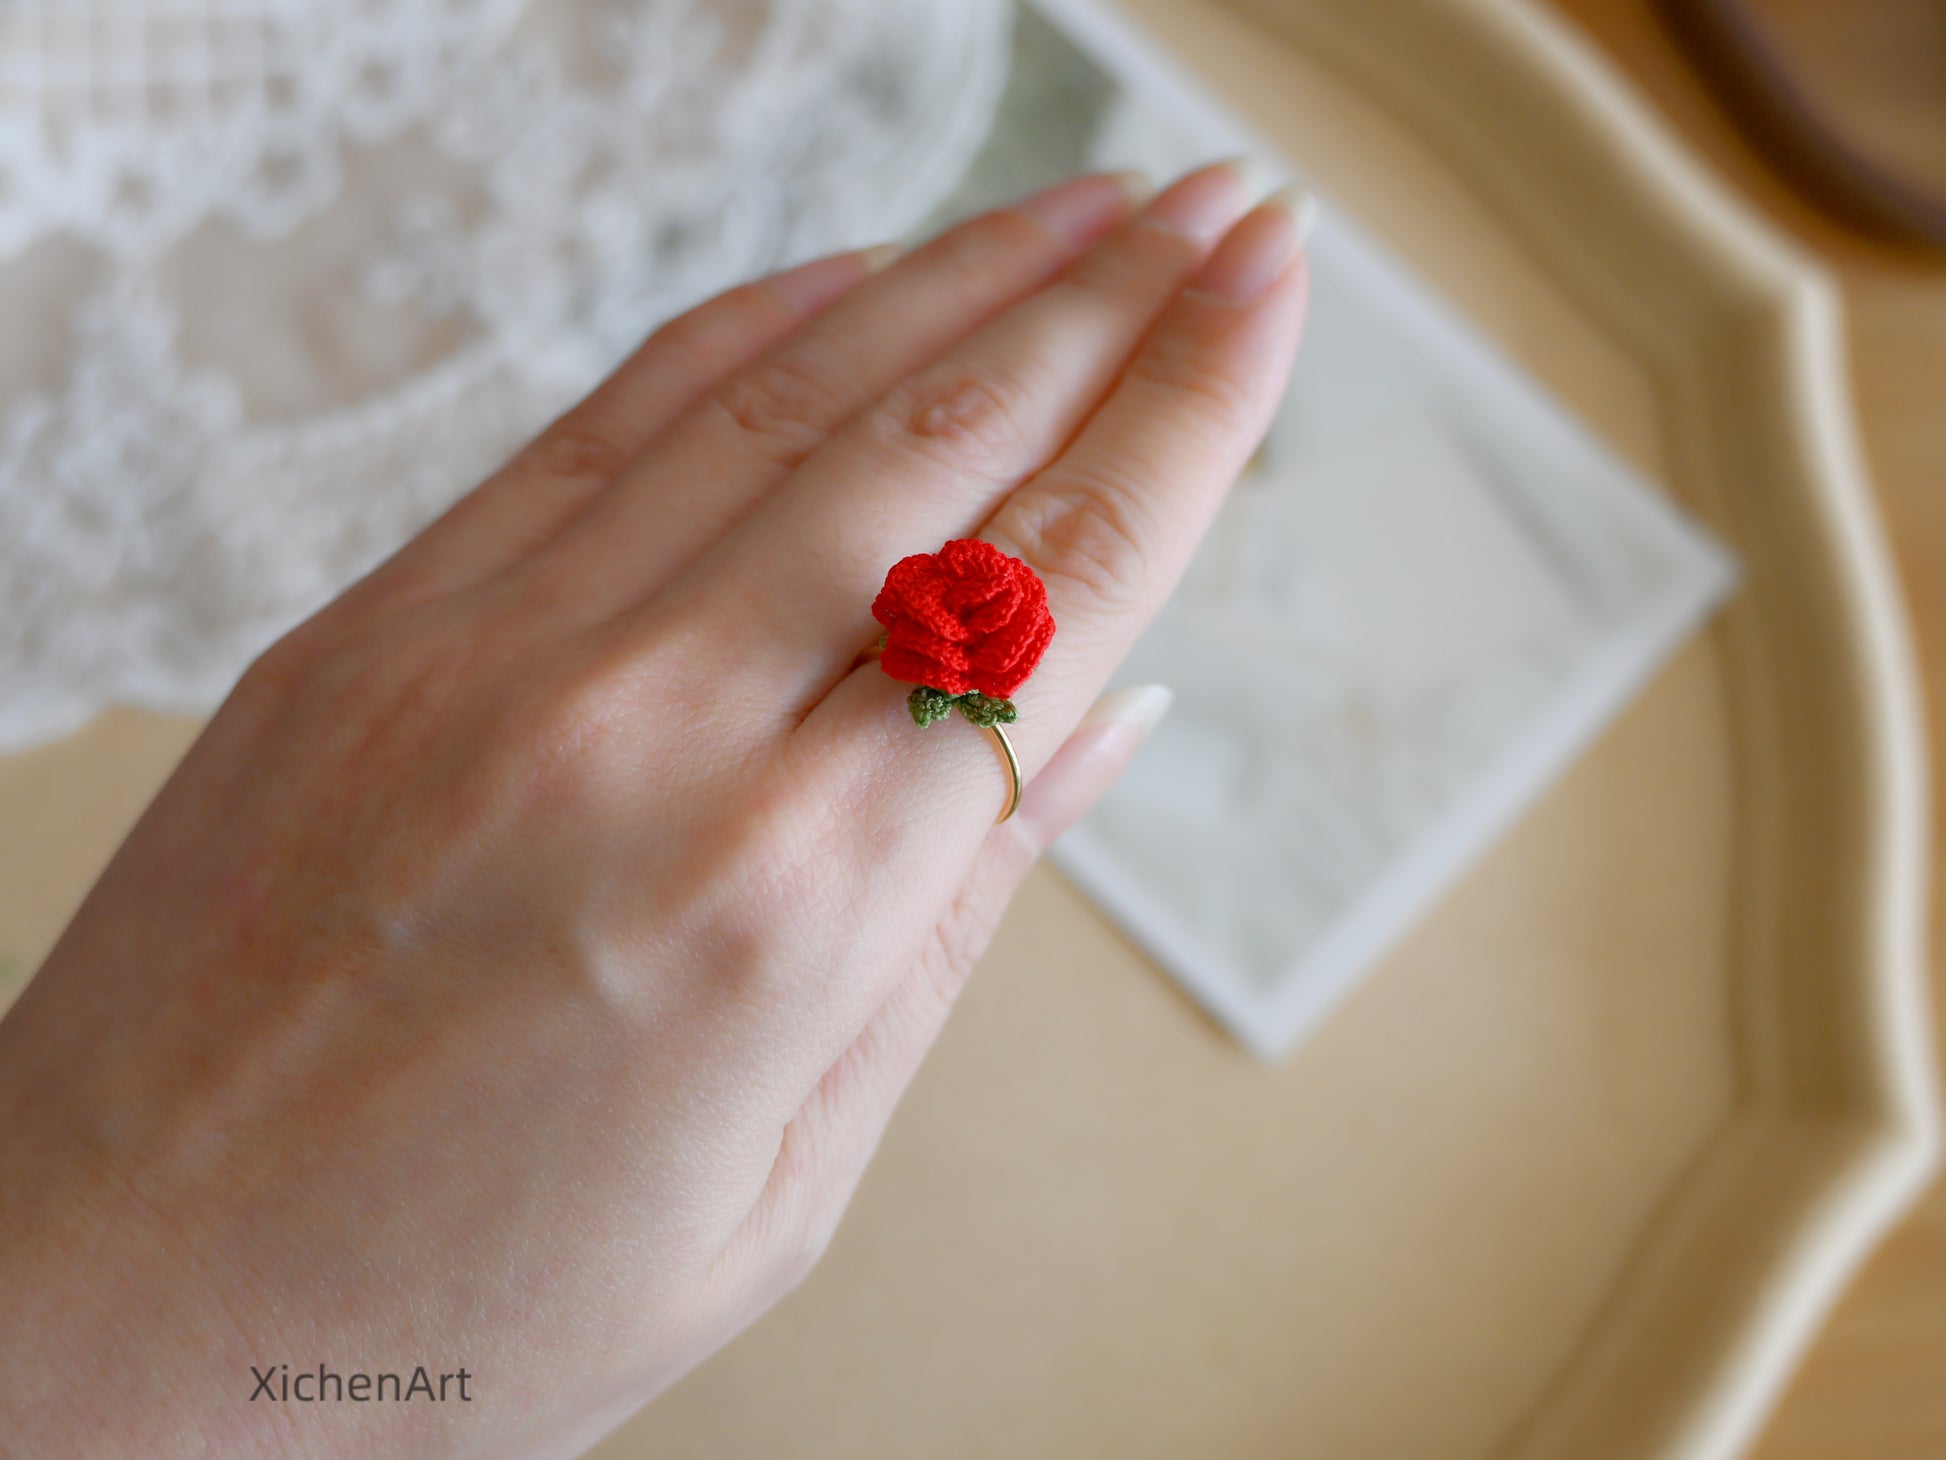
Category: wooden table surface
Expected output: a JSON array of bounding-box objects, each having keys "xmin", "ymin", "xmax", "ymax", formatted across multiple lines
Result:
[{"xmin": 1537, "ymin": 4, "xmax": 1946, "ymax": 1456}]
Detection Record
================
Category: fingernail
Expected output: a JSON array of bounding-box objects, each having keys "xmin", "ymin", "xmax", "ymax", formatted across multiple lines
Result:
[
  {"xmin": 1220, "ymin": 154, "xmax": 1284, "ymax": 199},
  {"xmin": 1140, "ymin": 157, "xmax": 1259, "ymax": 243},
  {"xmin": 1080, "ymin": 683, "xmax": 1175, "ymax": 743},
  {"xmin": 766, "ymin": 247, "xmax": 892, "ymax": 313},
  {"xmin": 1014, "ymin": 684, "xmax": 1175, "ymax": 845},
  {"xmin": 1283, "ymin": 184, "xmax": 1319, "ymax": 248},
  {"xmin": 1016, "ymin": 171, "xmax": 1148, "ymax": 247},
  {"xmin": 1109, "ymin": 168, "xmax": 1155, "ymax": 208},
  {"xmin": 1183, "ymin": 183, "xmax": 1313, "ymax": 305}
]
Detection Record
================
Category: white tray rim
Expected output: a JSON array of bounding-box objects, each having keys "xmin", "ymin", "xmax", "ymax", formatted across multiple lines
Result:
[{"xmin": 1090, "ymin": 0, "xmax": 1940, "ymax": 1455}]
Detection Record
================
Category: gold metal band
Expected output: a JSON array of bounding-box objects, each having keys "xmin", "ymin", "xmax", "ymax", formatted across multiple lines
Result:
[
  {"xmin": 989, "ymin": 721, "xmax": 1022, "ymax": 825},
  {"xmin": 859, "ymin": 643, "xmax": 1021, "ymax": 824}
]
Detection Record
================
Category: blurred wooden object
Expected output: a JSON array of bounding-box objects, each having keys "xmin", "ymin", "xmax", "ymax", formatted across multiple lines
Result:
[
  {"xmin": 1650, "ymin": 0, "xmax": 1946, "ymax": 248},
  {"xmin": 1548, "ymin": 5, "xmax": 1946, "ymax": 1457},
  {"xmin": 0, "ymin": 1, "xmax": 1934, "ymax": 1456}
]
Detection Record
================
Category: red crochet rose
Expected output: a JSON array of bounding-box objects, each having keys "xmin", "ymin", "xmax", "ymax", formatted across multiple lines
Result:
[{"xmin": 872, "ymin": 539, "xmax": 1055, "ymax": 700}]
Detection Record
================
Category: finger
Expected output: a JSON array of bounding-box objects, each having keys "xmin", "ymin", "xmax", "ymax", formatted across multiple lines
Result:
[
  {"xmin": 516, "ymin": 172, "xmax": 1149, "ymax": 619},
  {"xmin": 978, "ymin": 194, "xmax": 1313, "ymax": 732},
  {"xmin": 721, "ymin": 686, "xmax": 1172, "ymax": 1281},
  {"xmin": 799, "ymin": 190, "xmax": 1310, "ymax": 859},
  {"xmin": 685, "ymin": 160, "xmax": 1258, "ymax": 694},
  {"xmin": 364, "ymin": 247, "xmax": 894, "ymax": 605}
]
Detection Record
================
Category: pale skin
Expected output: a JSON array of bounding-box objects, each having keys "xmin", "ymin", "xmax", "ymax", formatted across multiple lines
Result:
[{"xmin": 0, "ymin": 162, "xmax": 1310, "ymax": 1458}]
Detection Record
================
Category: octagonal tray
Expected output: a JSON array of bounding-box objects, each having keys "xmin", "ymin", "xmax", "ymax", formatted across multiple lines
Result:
[{"xmin": 0, "ymin": 1, "xmax": 1932, "ymax": 1457}]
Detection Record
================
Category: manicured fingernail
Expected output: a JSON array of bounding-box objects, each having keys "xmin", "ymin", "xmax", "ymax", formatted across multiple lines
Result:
[
  {"xmin": 1014, "ymin": 684, "xmax": 1175, "ymax": 844},
  {"xmin": 1183, "ymin": 183, "xmax": 1313, "ymax": 304},
  {"xmin": 766, "ymin": 246, "xmax": 895, "ymax": 313},
  {"xmin": 1222, "ymin": 154, "xmax": 1285, "ymax": 199},
  {"xmin": 1140, "ymin": 157, "xmax": 1261, "ymax": 243},
  {"xmin": 1283, "ymin": 184, "xmax": 1319, "ymax": 247},
  {"xmin": 1080, "ymin": 683, "xmax": 1175, "ymax": 743},
  {"xmin": 1108, "ymin": 168, "xmax": 1155, "ymax": 207},
  {"xmin": 1016, "ymin": 171, "xmax": 1148, "ymax": 246}
]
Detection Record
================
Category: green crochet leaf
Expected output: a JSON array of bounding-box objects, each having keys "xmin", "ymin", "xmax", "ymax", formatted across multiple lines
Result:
[
  {"xmin": 906, "ymin": 686, "xmax": 1019, "ymax": 728},
  {"xmin": 956, "ymin": 693, "xmax": 1017, "ymax": 727},
  {"xmin": 907, "ymin": 685, "xmax": 958, "ymax": 727}
]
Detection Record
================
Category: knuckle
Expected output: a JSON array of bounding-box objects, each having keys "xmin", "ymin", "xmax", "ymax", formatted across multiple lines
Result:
[
  {"xmin": 657, "ymin": 283, "xmax": 760, "ymax": 354},
  {"xmin": 694, "ymin": 780, "xmax": 862, "ymax": 1007},
  {"xmin": 876, "ymin": 358, "xmax": 1040, "ymax": 479},
  {"xmin": 517, "ymin": 418, "xmax": 631, "ymax": 487},
  {"xmin": 644, "ymin": 280, "xmax": 780, "ymax": 372},
  {"xmin": 710, "ymin": 349, "xmax": 844, "ymax": 468},
  {"xmin": 507, "ymin": 661, "xmax": 644, "ymax": 805},
  {"xmin": 915, "ymin": 926, "xmax": 982, "ymax": 1025},
  {"xmin": 922, "ymin": 858, "xmax": 1024, "ymax": 1009},
  {"xmin": 747, "ymin": 1152, "xmax": 843, "ymax": 1295},
  {"xmin": 1004, "ymin": 464, "xmax": 1154, "ymax": 614},
  {"xmin": 495, "ymin": 615, "xmax": 724, "ymax": 811},
  {"xmin": 1127, "ymin": 328, "xmax": 1259, "ymax": 435},
  {"xmin": 234, "ymin": 620, "xmax": 338, "ymax": 707},
  {"xmin": 1058, "ymin": 225, "xmax": 1186, "ymax": 300},
  {"xmin": 916, "ymin": 208, "xmax": 1053, "ymax": 298},
  {"xmin": 637, "ymin": 309, "xmax": 712, "ymax": 375},
  {"xmin": 781, "ymin": 1202, "xmax": 841, "ymax": 1290}
]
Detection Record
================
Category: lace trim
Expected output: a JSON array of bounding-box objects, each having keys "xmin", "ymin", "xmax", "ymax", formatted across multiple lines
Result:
[{"xmin": 0, "ymin": 0, "xmax": 1010, "ymax": 752}]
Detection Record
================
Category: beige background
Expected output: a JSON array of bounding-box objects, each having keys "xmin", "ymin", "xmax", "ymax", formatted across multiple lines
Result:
[
  {"xmin": 0, "ymin": 0, "xmax": 1935, "ymax": 1456},
  {"xmin": 1540, "ymin": 6, "xmax": 1946, "ymax": 1458}
]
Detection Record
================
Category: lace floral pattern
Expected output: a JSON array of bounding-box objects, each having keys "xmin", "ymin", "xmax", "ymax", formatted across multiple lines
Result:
[{"xmin": 0, "ymin": 0, "xmax": 1010, "ymax": 751}]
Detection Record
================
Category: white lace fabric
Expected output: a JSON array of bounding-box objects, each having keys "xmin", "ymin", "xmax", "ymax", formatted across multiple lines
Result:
[{"xmin": 0, "ymin": 0, "xmax": 1010, "ymax": 752}]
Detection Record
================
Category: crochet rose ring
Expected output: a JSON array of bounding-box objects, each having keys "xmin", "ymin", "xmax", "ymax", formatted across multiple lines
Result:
[{"xmin": 868, "ymin": 538, "xmax": 1056, "ymax": 824}]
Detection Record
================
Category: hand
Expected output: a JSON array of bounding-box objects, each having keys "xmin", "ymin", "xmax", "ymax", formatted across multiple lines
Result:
[{"xmin": 0, "ymin": 161, "xmax": 1309, "ymax": 1459}]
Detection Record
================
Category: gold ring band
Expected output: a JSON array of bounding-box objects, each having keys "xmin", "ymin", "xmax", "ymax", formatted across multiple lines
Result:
[
  {"xmin": 857, "ymin": 638, "xmax": 1019, "ymax": 824},
  {"xmin": 989, "ymin": 721, "xmax": 1022, "ymax": 825}
]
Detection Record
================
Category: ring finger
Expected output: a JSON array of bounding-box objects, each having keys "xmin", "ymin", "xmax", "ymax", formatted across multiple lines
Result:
[
  {"xmin": 802, "ymin": 188, "xmax": 1312, "ymax": 888},
  {"xmin": 676, "ymin": 160, "xmax": 1260, "ymax": 695}
]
